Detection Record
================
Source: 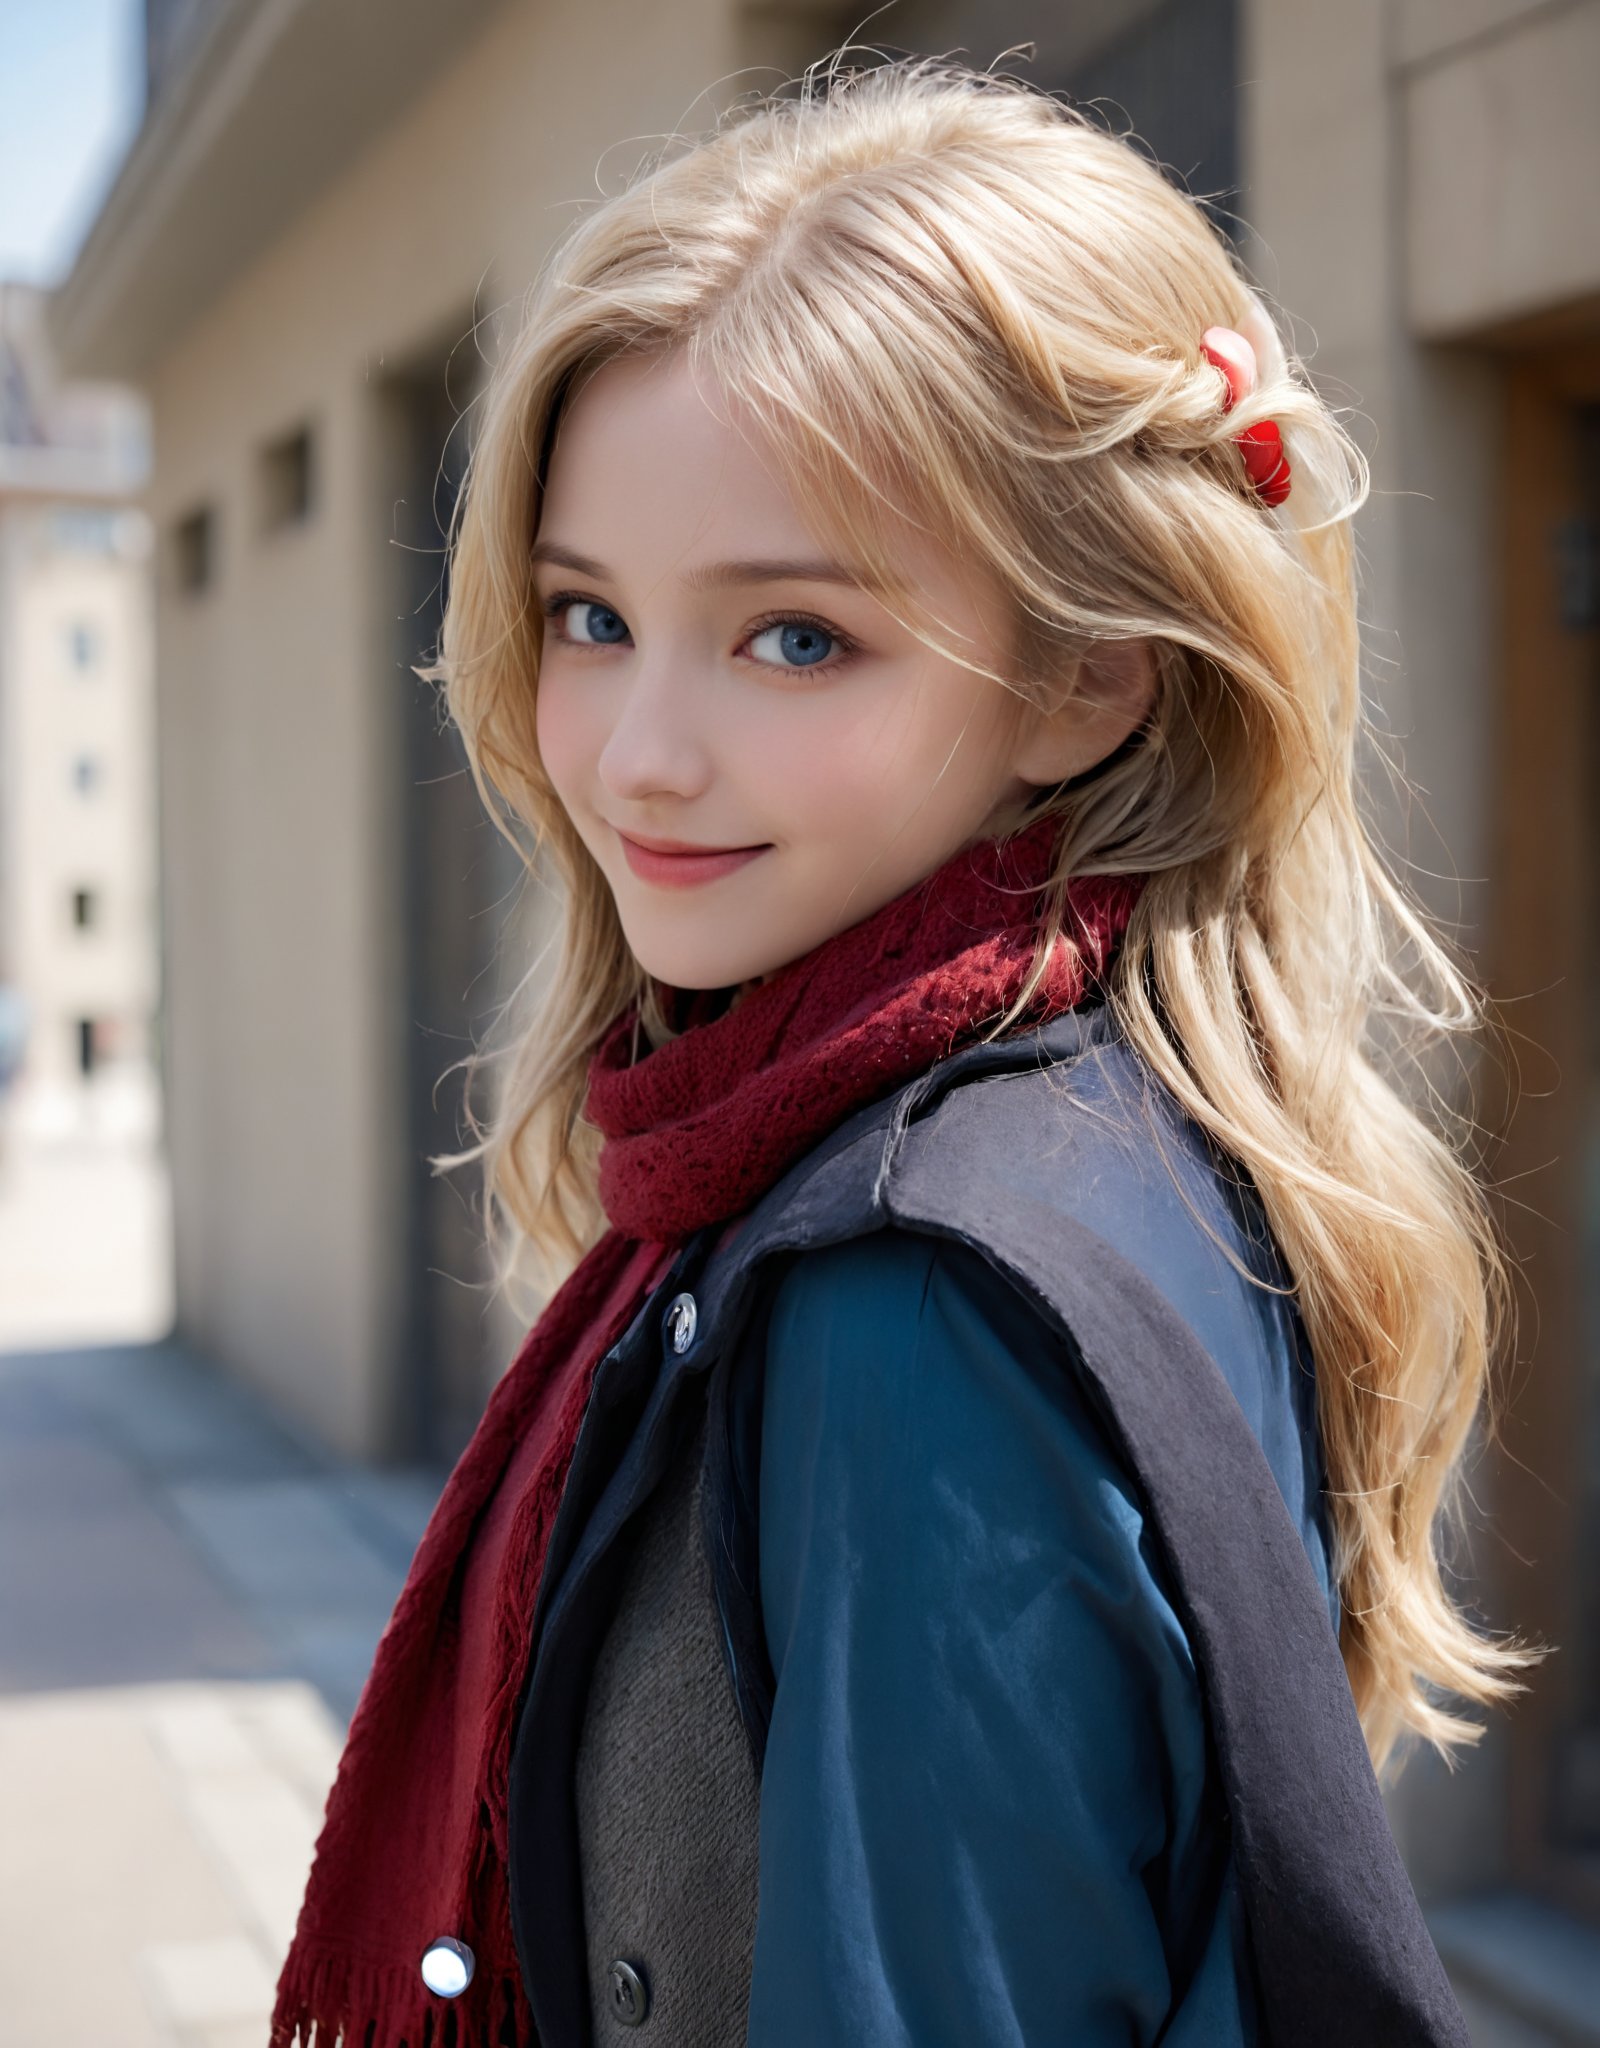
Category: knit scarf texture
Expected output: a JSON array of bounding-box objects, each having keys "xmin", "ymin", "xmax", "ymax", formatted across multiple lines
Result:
[{"xmin": 270, "ymin": 822, "xmax": 1144, "ymax": 2047}]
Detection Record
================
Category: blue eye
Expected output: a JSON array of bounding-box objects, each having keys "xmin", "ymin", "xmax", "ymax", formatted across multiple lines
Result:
[
  {"xmin": 559, "ymin": 599, "xmax": 629, "ymax": 645},
  {"xmin": 748, "ymin": 619, "xmax": 837, "ymax": 669}
]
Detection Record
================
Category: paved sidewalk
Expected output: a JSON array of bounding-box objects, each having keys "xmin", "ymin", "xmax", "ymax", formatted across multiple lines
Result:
[
  {"xmin": 1433, "ymin": 1895, "xmax": 1600, "ymax": 2048},
  {"xmin": 4, "ymin": 1338, "xmax": 1596, "ymax": 2048},
  {"xmin": 0, "ymin": 1340, "xmax": 442, "ymax": 2048},
  {"xmin": 0, "ymin": 1121, "xmax": 172, "ymax": 1351}
]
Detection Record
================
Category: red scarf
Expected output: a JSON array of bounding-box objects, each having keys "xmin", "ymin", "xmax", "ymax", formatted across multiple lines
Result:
[{"xmin": 272, "ymin": 824, "xmax": 1143, "ymax": 2047}]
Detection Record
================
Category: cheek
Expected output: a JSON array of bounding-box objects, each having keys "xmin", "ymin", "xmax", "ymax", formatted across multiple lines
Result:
[
  {"xmin": 756, "ymin": 714, "xmax": 867, "ymax": 820},
  {"xmin": 772, "ymin": 683, "xmax": 928, "ymax": 810},
  {"xmin": 692, "ymin": 688, "xmax": 861, "ymax": 838},
  {"xmin": 534, "ymin": 666, "xmax": 600, "ymax": 814},
  {"xmin": 792, "ymin": 672, "xmax": 1007, "ymax": 834}
]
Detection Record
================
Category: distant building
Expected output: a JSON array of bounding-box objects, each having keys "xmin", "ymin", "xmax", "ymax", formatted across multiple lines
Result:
[
  {"xmin": 0, "ymin": 282, "xmax": 156, "ymax": 1139},
  {"xmin": 47, "ymin": 0, "xmax": 1600, "ymax": 1997}
]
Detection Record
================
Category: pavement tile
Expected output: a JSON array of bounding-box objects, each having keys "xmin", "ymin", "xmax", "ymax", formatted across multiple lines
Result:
[
  {"xmin": 180, "ymin": 2021, "xmax": 280, "ymax": 2048},
  {"xmin": 230, "ymin": 1685, "xmax": 342, "ymax": 1811},
  {"xmin": 146, "ymin": 1691, "xmax": 262, "ymax": 1775},
  {"xmin": 185, "ymin": 1767, "xmax": 328, "ymax": 1953},
  {"xmin": 51, "ymin": 1343, "xmax": 317, "ymax": 1482},
  {"xmin": 277, "ymin": 1615, "xmax": 404, "ymax": 1724},
  {"xmin": 0, "ymin": 1687, "xmax": 251, "ymax": 2048},
  {"xmin": 1454, "ymin": 1986, "xmax": 1562, "ymax": 2048},
  {"xmin": 333, "ymin": 1465, "xmax": 442, "ymax": 1571},
  {"xmin": 166, "ymin": 1478, "xmax": 410, "ymax": 1621},
  {"xmin": 0, "ymin": 1137, "xmax": 171, "ymax": 1351},
  {"xmin": 1431, "ymin": 1893, "xmax": 1600, "ymax": 2044},
  {"xmin": 138, "ymin": 1932, "xmax": 277, "ymax": 2025},
  {"xmin": 0, "ymin": 1432, "xmax": 273, "ymax": 1692},
  {"xmin": 0, "ymin": 1328, "xmax": 420, "ymax": 2042}
]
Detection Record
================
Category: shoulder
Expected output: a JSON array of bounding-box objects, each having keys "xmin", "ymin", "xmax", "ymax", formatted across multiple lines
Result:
[
  {"xmin": 761, "ymin": 1228, "xmax": 1102, "ymax": 1482},
  {"xmin": 877, "ymin": 1015, "xmax": 1337, "ymax": 1618},
  {"xmin": 758, "ymin": 1214, "xmax": 1162, "ymax": 1511},
  {"xmin": 722, "ymin": 1003, "xmax": 1335, "ymax": 1629},
  {"xmin": 895, "ymin": 1013, "xmax": 1291, "ymax": 1339}
]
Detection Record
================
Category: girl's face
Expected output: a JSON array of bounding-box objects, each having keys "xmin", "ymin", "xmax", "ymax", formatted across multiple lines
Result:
[{"xmin": 533, "ymin": 350, "xmax": 1145, "ymax": 990}]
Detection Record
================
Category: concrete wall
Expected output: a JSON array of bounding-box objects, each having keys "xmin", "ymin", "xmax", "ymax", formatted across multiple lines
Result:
[
  {"xmin": 147, "ymin": 0, "xmax": 759, "ymax": 1457},
  {"xmin": 1248, "ymin": 0, "xmax": 1600, "ymax": 955},
  {"xmin": 1243, "ymin": 0, "xmax": 1505, "ymax": 965},
  {"xmin": 1245, "ymin": 0, "xmax": 1503, "ymax": 1901},
  {"xmin": 1402, "ymin": 0, "xmax": 1600, "ymax": 338},
  {"xmin": 1244, "ymin": 0, "xmax": 1600, "ymax": 1901}
]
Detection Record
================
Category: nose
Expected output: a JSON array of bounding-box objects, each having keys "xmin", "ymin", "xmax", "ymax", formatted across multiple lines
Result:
[{"xmin": 595, "ymin": 660, "xmax": 713, "ymax": 806}]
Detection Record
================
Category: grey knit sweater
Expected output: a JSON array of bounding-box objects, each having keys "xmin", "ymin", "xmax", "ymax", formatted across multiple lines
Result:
[{"xmin": 575, "ymin": 1413, "xmax": 760, "ymax": 2043}]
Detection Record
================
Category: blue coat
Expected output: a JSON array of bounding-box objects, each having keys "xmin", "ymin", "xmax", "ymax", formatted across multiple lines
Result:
[
  {"xmin": 507, "ymin": 1001, "xmax": 1465, "ymax": 2048},
  {"xmin": 742, "ymin": 999, "xmax": 1337, "ymax": 2043},
  {"xmin": 750, "ymin": 1226, "xmax": 1330, "ymax": 2044}
]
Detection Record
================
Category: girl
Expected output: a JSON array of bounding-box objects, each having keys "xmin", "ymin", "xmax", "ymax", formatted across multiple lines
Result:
[{"xmin": 274, "ymin": 54, "xmax": 1527, "ymax": 2048}]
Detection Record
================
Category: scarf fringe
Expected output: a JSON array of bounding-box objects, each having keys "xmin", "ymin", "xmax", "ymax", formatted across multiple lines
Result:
[{"xmin": 270, "ymin": 1950, "xmax": 533, "ymax": 2048}]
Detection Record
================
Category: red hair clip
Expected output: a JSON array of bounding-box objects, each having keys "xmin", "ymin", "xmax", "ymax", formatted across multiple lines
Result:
[{"xmin": 1200, "ymin": 325, "xmax": 1292, "ymax": 508}]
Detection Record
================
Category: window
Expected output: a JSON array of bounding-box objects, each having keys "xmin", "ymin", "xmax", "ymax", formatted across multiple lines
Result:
[
  {"xmin": 260, "ymin": 423, "xmax": 315, "ymax": 532},
  {"xmin": 71, "ymin": 887, "xmax": 97, "ymax": 931},
  {"xmin": 174, "ymin": 506, "xmax": 215, "ymax": 594},
  {"xmin": 72, "ymin": 754, "xmax": 101, "ymax": 795}
]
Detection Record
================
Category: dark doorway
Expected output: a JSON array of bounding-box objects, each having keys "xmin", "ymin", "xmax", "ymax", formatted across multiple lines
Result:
[
  {"xmin": 386, "ymin": 346, "xmax": 520, "ymax": 1464},
  {"xmin": 1062, "ymin": 0, "xmax": 1240, "ymax": 239},
  {"xmin": 1559, "ymin": 400, "xmax": 1600, "ymax": 1856},
  {"xmin": 1490, "ymin": 344, "xmax": 1600, "ymax": 1924},
  {"xmin": 859, "ymin": 0, "xmax": 1240, "ymax": 241}
]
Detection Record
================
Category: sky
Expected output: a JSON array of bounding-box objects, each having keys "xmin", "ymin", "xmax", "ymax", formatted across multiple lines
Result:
[{"xmin": 0, "ymin": 0, "xmax": 142, "ymax": 287}]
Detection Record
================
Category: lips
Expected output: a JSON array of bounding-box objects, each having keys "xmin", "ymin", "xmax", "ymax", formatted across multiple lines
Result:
[{"xmin": 615, "ymin": 829, "xmax": 772, "ymax": 889}]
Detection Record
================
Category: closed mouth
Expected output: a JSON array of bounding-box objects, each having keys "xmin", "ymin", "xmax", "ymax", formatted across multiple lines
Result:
[{"xmin": 614, "ymin": 830, "xmax": 773, "ymax": 888}]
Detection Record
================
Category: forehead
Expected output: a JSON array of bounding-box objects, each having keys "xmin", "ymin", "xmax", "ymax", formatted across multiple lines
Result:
[{"xmin": 537, "ymin": 351, "xmax": 817, "ymax": 559}]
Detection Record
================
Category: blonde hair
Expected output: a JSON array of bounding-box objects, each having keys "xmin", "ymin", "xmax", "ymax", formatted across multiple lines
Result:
[{"xmin": 433, "ymin": 54, "xmax": 1529, "ymax": 1774}]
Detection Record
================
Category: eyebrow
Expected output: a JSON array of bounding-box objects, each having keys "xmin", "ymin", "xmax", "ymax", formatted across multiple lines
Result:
[{"xmin": 529, "ymin": 539, "xmax": 877, "ymax": 593}]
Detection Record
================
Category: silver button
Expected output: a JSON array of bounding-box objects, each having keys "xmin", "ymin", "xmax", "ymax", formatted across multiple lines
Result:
[
  {"xmin": 607, "ymin": 1956, "xmax": 650, "ymax": 2025},
  {"xmin": 420, "ymin": 1936, "xmax": 475, "ymax": 1997},
  {"xmin": 665, "ymin": 1292, "xmax": 697, "ymax": 1355}
]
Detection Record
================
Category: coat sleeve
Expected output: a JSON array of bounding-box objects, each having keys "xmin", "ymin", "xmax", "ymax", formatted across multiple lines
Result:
[{"xmin": 747, "ymin": 1229, "xmax": 1260, "ymax": 2048}]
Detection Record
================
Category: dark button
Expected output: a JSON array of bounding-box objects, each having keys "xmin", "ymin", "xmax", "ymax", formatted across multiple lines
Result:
[
  {"xmin": 419, "ymin": 1936, "xmax": 474, "ymax": 1997},
  {"xmin": 664, "ymin": 1292, "xmax": 698, "ymax": 1355},
  {"xmin": 607, "ymin": 1956, "xmax": 650, "ymax": 2026}
]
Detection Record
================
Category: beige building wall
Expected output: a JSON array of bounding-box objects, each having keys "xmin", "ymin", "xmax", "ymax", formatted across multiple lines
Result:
[
  {"xmin": 138, "ymin": 0, "xmax": 828, "ymax": 1457},
  {"xmin": 1246, "ymin": 0, "xmax": 1600, "ymax": 942},
  {"xmin": 1246, "ymin": 0, "xmax": 1494, "ymax": 960},
  {"xmin": 1403, "ymin": 0, "xmax": 1600, "ymax": 340},
  {"xmin": 1245, "ymin": 0, "xmax": 1600, "ymax": 1905}
]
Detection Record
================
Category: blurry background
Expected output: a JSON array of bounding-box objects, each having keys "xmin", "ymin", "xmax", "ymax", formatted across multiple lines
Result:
[{"xmin": 1, "ymin": 0, "xmax": 1596, "ymax": 2042}]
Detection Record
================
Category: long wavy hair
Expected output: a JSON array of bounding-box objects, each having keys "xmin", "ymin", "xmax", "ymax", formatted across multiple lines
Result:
[{"xmin": 429, "ymin": 53, "xmax": 1529, "ymax": 1774}]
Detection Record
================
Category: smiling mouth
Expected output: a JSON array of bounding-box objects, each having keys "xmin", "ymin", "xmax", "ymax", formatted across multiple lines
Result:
[{"xmin": 615, "ymin": 830, "xmax": 773, "ymax": 889}]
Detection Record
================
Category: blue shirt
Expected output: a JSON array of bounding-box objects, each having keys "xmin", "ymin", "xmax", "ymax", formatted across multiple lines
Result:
[{"xmin": 748, "ymin": 1228, "xmax": 1299, "ymax": 2045}]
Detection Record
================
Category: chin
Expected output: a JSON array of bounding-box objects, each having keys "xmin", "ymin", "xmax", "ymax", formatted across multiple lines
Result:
[{"xmin": 622, "ymin": 931, "xmax": 779, "ymax": 992}]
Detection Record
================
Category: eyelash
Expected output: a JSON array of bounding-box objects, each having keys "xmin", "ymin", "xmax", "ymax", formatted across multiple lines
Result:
[{"xmin": 539, "ymin": 590, "xmax": 860, "ymax": 676}]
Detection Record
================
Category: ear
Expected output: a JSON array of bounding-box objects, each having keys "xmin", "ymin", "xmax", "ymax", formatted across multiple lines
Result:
[{"xmin": 1012, "ymin": 639, "xmax": 1157, "ymax": 788}]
